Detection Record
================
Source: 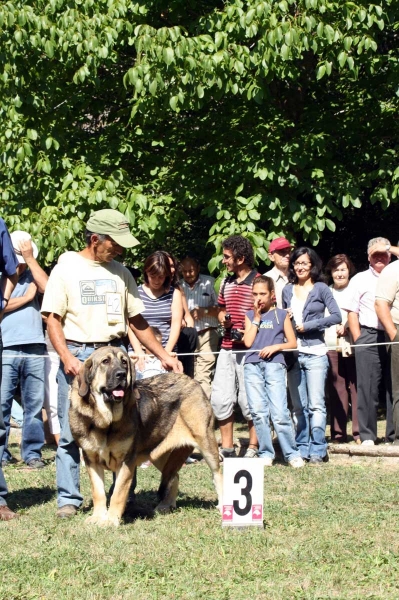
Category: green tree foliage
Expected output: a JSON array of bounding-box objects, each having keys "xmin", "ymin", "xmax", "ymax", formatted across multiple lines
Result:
[{"xmin": 0, "ymin": 0, "xmax": 398, "ymax": 269}]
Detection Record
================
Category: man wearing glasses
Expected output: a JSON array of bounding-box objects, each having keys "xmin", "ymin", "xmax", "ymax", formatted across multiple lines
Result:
[{"xmin": 210, "ymin": 235, "xmax": 259, "ymax": 460}]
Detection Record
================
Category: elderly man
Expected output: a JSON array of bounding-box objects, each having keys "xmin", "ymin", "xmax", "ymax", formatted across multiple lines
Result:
[
  {"xmin": 375, "ymin": 241, "xmax": 399, "ymax": 443},
  {"xmin": 344, "ymin": 237, "xmax": 399, "ymax": 445},
  {"xmin": 0, "ymin": 219, "xmax": 19, "ymax": 521},
  {"xmin": 180, "ymin": 256, "xmax": 219, "ymax": 398},
  {"xmin": 41, "ymin": 209, "xmax": 181, "ymax": 519},
  {"xmin": 264, "ymin": 237, "xmax": 292, "ymax": 308},
  {"xmin": 1, "ymin": 232, "xmax": 48, "ymax": 469}
]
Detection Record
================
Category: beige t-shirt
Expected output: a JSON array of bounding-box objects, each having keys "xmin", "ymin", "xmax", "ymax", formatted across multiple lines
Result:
[
  {"xmin": 375, "ymin": 260, "xmax": 399, "ymax": 325},
  {"xmin": 41, "ymin": 252, "xmax": 144, "ymax": 342}
]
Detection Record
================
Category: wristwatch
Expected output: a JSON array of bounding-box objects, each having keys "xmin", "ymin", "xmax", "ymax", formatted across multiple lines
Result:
[{"xmin": 386, "ymin": 243, "xmax": 391, "ymax": 252}]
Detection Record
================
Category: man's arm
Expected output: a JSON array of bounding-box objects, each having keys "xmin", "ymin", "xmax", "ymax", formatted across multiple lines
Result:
[
  {"xmin": 347, "ymin": 311, "xmax": 361, "ymax": 342},
  {"xmin": 375, "ymin": 299, "xmax": 397, "ymax": 341},
  {"xmin": 129, "ymin": 314, "xmax": 182, "ymax": 372},
  {"xmin": 5, "ymin": 282, "xmax": 37, "ymax": 313},
  {"xmin": 47, "ymin": 313, "xmax": 82, "ymax": 376},
  {"xmin": 19, "ymin": 240, "xmax": 48, "ymax": 293},
  {"xmin": 0, "ymin": 273, "xmax": 18, "ymax": 321}
]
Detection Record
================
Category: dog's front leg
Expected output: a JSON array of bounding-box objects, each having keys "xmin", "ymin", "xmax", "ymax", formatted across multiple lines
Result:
[
  {"xmin": 85, "ymin": 462, "xmax": 109, "ymax": 525},
  {"xmin": 107, "ymin": 461, "xmax": 136, "ymax": 526}
]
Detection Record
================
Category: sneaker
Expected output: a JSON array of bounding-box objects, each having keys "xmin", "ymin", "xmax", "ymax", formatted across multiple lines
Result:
[
  {"xmin": 1, "ymin": 456, "xmax": 18, "ymax": 467},
  {"xmin": 57, "ymin": 504, "xmax": 78, "ymax": 519},
  {"xmin": 26, "ymin": 458, "xmax": 45, "ymax": 469},
  {"xmin": 244, "ymin": 447, "xmax": 258, "ymax": 458},
  {"xmin": 10, "ymin": 417, "xmax": 22, "ymax": 429},
  {"xmin": 258, "ymin": 456, "xmax": 273, "ymax": 467},
  {"xmin": 140, "ymin": 460, "xmax": 152, "ymax": 469},
  {"xmin": 288, "ymin": 457, "xmax": 305, "ymax": 469},
  {"xmin": 361, "ymin": 440, "xmax": 375, "ymax": 446},
  {"xmin": 185, "ymin": 456, "xmax": 198, "ymax": 464},
  {"xmin": 309, "ymin": 455, "xmax": 323, "ymax": 466},
  {"xmin": 219, "ymin": 447, "xmax": 236, "ymax": 462}
]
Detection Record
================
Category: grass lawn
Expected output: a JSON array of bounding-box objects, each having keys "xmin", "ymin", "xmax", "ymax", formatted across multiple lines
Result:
[{"xmin": 2, "ymin": 425, "xmax": 399, "ymax": 600}]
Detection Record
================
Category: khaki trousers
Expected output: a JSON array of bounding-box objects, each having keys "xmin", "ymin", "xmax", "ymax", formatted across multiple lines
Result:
[{"xmin": 194, "ymin": 329, "xmax": 219, "ymax": 399}]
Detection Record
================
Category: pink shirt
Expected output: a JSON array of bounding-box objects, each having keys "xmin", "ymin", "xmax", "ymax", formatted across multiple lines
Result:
[{"xmin": 343, "ymin": 266, "xmax": 383, "ymax": 330}]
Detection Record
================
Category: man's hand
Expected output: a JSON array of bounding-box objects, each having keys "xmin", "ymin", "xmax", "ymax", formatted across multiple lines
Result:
[
  {"xmin": 161, "ymin": 354, "xmax": 183, "ymax": 373},
  {"xmin": 19, "ymin": 239, "xmax": 35, "ymax": 262},
  {"xmin": 336, "ymin": 324, "xmax": 346, "ymax": 337},
  {"xmin": 61, "ymin": 352, "xmax": 82, "ymax": 377},
  {"xmin": 296, "ymin": 323, "xmax": 305, "ymax": 333},
  {"xmin": 26, "ymin": 282, "xmax": 38, "ymax": 301}
]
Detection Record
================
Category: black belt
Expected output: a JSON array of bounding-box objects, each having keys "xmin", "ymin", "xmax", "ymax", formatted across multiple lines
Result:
[{"xmin": 66, "ymin": 339, "xmax": 121, "ymax": 349}]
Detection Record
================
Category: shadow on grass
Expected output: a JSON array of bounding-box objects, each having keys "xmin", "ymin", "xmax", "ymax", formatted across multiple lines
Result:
[{"xmin": 9, "ymin": 486, "xmax": 55, "ymax": 510}]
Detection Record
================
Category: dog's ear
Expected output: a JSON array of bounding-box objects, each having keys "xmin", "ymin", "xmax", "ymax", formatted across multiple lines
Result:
[
  {"xmin": 77, "ymin": 357, "xmax": 93, "ymax": 399},
  {"xmin": 127, "ymin": 355, "xmax": 140, "ymax": 400}
]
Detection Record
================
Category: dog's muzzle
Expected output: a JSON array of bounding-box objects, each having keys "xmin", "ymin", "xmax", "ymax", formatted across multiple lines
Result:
[{"xmin": 102, "ymin": 385, "xmax": 126, "ymax": 403}]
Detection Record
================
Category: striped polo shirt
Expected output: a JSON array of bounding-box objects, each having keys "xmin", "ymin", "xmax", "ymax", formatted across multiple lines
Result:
[
  {"xmin": 138, "ymin": 284, "xmax": 174, "ymax": 347},
  {"xmin": 218, "ymin": 269, "xmax": 259, "ymax": 350}
]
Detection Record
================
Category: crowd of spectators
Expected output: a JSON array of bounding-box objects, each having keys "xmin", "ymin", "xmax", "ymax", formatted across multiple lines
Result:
[{"xmin": 1, "ymin": 210, "xmax": 398, "ymax": 521}]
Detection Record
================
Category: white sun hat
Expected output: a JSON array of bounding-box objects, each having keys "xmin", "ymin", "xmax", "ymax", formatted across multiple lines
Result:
[{"xmin": 10, "ymin": 230, "xmax": 39, "ymax": 264}]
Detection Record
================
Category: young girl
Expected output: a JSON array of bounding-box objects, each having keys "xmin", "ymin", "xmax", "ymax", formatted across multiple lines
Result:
[{"xmin": 243, "ymin": 276, "xmax": 304, "ymax": 468}]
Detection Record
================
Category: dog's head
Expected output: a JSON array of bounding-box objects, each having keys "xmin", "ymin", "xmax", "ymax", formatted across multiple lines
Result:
[{"xmin": 77, "ymin": 347, "xmax": 137, "ymax": 407}]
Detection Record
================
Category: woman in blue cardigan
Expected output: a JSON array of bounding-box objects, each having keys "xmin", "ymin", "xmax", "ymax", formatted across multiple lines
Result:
[{"xmin": 282, "ymin": 247, "xmax": 341, "ymax": 465}]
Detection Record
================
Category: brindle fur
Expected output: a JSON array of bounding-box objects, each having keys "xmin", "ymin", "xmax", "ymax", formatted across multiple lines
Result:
[{"xmin": 69, "ymin": 347, "xmax": 223, "ymax": 526}]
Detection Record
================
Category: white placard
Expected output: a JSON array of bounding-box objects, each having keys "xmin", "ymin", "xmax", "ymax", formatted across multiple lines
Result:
[{"xmin": 222, "ymin": 458, "xmax": 264, "ymax": 528}]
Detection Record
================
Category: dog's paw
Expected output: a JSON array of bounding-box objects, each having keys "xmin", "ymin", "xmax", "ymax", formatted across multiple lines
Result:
[
  {"xmin": 85, "ymin": 513, "xmax": 120, "ymax": 527},
  {"xmin": 155, "ymin": 502, "xmax": 175, "ymax": 514}
]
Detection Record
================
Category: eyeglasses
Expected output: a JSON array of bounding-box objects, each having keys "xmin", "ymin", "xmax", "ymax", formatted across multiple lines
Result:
[{"xmin": 293, "ymin": 262, "xmax": 311, "ymax": 269}]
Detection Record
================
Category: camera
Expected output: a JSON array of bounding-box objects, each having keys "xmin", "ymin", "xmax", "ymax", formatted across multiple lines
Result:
[
  {"xmin": 230, "ymin": 328, "xmax": 243, "ymax": 342},
  {"xmin": 216, "ymin": 313, "xmax": 231, "ymax": 338}
]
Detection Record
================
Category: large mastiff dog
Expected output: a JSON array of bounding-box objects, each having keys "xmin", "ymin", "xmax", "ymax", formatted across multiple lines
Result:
[{"xmin": 69, "ymin": 347, "xmax": 223, "ymax": 526}]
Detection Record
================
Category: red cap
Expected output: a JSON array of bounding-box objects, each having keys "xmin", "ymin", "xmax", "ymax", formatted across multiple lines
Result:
[{"xmin": 269, "ymin": 237, "xmax": 292, "ymax": 253}]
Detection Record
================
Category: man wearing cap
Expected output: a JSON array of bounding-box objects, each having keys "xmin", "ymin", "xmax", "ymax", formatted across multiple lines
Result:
[
  {"xmin": 0, "ymin": 218, "xmax": 19, "ymax": 520},
  {"xmin": 264, "ymin": 237, "xmax": 292, "ymax": 308},
  {"xmin": 1, "ymin": 231, "xmax": 48, "ymax": 470},
  {"xmin": 375, "ymin": 241, "xmax": 399, "ymax": 443},
  {"xmin": 41, "ymin": 209, "xmax": 181, "ymax": 519},
  {"xmin": 344, "ymin": 237, "xmax": 399, "ymax": 445}
]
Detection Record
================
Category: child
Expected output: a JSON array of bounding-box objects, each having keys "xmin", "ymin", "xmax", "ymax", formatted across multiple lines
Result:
[
  {"xmin": 133, "ymin": 326, "xmax": 167, "ymax": 380},
  {"xmin": 243, "ymin": 276, "xmax": 304, "ymax": 468}
]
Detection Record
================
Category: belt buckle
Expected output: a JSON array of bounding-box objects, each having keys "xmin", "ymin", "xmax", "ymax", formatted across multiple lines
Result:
[{"xmin": 93, "ymin": 342, "xmax": 106, "ymax": 349}]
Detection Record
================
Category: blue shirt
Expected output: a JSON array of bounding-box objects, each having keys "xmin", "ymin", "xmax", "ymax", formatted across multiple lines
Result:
[
  {"xmin": 244, "ymin": 308, "xmax": 286, "ymax": 365},
  {"xmin": 1, "ymin": 270, "xmax": 45, "ymax": 347}
]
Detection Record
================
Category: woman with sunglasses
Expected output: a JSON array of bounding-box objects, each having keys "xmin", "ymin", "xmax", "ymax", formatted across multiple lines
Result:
[{"xmin": 282, "ymin": 247, "xmax": 341, "ymax": 465}]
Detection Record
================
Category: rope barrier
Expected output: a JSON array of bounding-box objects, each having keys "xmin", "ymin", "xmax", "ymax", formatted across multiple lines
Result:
[{"xmin": 2, "ymin": 339, "xmax": 399, "ymax": 359}]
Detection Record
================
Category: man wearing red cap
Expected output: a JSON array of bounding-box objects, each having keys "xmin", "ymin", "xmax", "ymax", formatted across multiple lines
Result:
[{"xmin": 264, "ymin": 237, "xmax": 293, "ymax": 308}]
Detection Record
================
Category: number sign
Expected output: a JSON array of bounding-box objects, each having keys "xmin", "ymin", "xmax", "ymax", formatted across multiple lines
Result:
[{"xmin": 222, "ymin": 458, "xmax": 264, "ymax": 527}]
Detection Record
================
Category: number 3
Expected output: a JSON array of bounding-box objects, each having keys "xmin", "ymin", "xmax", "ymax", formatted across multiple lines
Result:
[{"xmin": 233, "ymin": 469, "xmax": 253, "ymax": 516}]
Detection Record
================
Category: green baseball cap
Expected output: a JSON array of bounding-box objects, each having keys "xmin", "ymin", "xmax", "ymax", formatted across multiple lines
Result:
[{"xmin": 86, "ymin": 209, "xmax": 139, "ymax": 248}]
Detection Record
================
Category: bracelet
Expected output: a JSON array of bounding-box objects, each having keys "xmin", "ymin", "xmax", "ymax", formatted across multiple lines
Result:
[
  {"xmin": 252, "ymin": 321, "xmax": 260, "ymax": 327},
  {"xmin": 1, "ymin": 298, "xmax": 9, "ymax": 310}
]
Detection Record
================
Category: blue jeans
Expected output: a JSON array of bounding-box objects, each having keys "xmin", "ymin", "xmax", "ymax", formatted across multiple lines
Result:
[
  {"xmin": 0, "ymin": 330, "xmax": 9, "ymax": 506},
  {"xmin": 287, "ymin": 353, "xmax": 329, "ymax": 459},
  {"xmin": 244, "ymin": 361, "xmax": 300, "ymax": 462},
  {"xmin": 57, "ymin": 341, "xmax": 136, "ymax": 509},
  {"xmin": 1, "ymin": 344, "xmax": 45, "ymax": 463},
  {"xmin": 11, "ymin": 399, "xmax": 24, "ymax": 426}
]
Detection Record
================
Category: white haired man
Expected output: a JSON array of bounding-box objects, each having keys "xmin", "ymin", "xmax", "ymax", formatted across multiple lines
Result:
[{"xmin": 344, "ymin": 238, "xmax": 399, "ymax": 445}]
